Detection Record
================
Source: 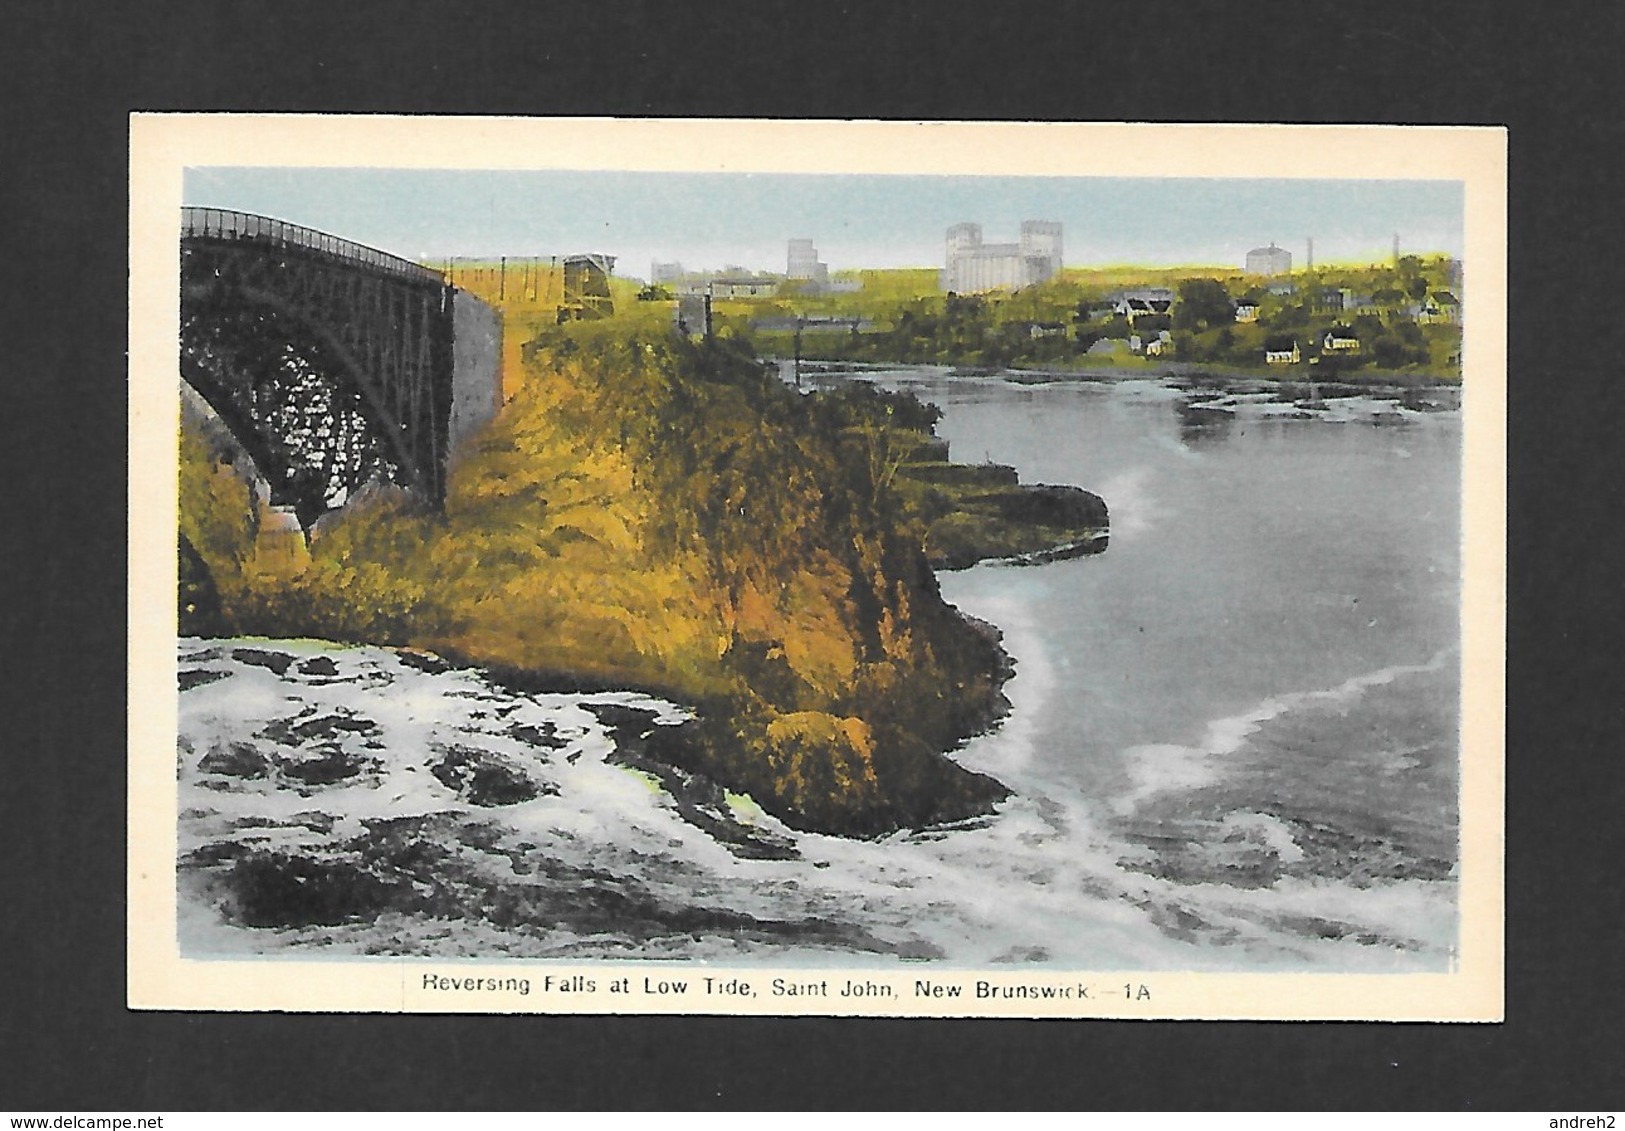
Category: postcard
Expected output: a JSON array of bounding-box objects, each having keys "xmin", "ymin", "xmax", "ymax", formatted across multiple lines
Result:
[{"xmin": 129, "ymin": 116, "xmax": 1505, "ymax": 1018}]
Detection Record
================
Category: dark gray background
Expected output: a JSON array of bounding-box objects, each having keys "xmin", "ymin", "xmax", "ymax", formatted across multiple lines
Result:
[{"xmin": 2, "ymin": 0, "xmax": 1619, "ymax": 1110}]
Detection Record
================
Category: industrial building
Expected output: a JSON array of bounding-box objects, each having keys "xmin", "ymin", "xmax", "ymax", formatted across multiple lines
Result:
[
  {"xmin": 558, "ymin": 254, "xmax": 616, "ymax": 320},
  {"xmin": 786, "ymin": 238, "xmax": 829, "ymax": 286},
  {"xmin": 1245, "ymin": 243, "xmax": 1293, "ymax": 277},
  {"xmin": 943, "ymin": 221, "xmax": 1063, "ymax": 293}
]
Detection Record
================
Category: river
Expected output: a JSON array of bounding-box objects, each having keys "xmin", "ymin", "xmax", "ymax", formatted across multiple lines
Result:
[{"xmin": 177, "ymin": 368, "xmax": 1461, "ymax": 972}]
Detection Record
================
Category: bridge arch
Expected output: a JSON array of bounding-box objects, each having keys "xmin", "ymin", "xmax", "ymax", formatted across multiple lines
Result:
[{"xmin": 179, "ymin": 208, "xmax": 501, "ymax": 531}]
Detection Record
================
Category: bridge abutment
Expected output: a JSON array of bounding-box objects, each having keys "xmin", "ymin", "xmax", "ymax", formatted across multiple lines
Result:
[{"xmin": 448, "ymin": 289, "xmax": 504, "ymax": 457}]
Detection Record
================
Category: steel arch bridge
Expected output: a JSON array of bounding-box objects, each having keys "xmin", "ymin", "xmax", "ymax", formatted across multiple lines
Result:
[{"xmin": 179, "ymin": 208, "xmax": 502, "ymax": 531}]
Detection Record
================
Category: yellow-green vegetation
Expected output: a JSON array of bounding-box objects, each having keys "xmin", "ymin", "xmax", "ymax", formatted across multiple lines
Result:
[
  {"xmin": 180, "ymin": 327, "xmax": 1020, "ymax": 835},
  {"xmin": 726, "ymin": 258, "xmax": 1463, "ymax": 379}
]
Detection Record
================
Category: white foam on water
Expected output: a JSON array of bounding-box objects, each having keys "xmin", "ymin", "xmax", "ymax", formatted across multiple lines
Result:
[
  {"xmin": 1091, "ymin": 466, "xmax": 1168, "ymax": 543},
  {"xmin": 162, "ymin": 643, "xmax": 1206, "ymax": 964},
  {"xmin": 1111, "ymin": 648, "xmax": 1456, "ymax": 815},
  {"xmin": 1114, "ymin": 379, "xmax": 1187, "ymax": 401},
  {"xmin": 175, "ymin": 636, "xmax": 1460, "ymax": 969},
  {"xmin": 939, "ymin": 584, "xmax": 1056, "ymax": 780}
]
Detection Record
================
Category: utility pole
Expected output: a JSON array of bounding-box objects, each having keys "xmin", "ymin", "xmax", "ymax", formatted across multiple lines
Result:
[{"xmin": 794, "ymin": 314, "xmax": 804, "ymax": 388}]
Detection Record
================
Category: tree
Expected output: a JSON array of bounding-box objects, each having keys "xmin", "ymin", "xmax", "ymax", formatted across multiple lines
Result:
[
  {"xmin": 1174, "ymin": 278, "xmax": 1235, "ymax": 332},
  {"xmin": 1269, "ymin": 302, "xmax": 1309, "ymax": 330},
  {"xmin": 1352, "ymin": 312, "xmax": 1385, "ymax": 339}
]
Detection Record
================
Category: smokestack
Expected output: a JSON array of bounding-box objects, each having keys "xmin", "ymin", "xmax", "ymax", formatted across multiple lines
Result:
[
  {"xmin": 1307, "ymin": 237, "xmax": 1314, "ymax": 270},
  {"xmin": 1393, "ymin": 232, "xmax": 1400, "ymax": 266}
]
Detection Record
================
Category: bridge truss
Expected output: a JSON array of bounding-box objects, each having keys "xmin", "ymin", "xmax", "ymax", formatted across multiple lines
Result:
[{"xmin": 179, "ymin": 208, "xmax": 456, "ymax": 530}]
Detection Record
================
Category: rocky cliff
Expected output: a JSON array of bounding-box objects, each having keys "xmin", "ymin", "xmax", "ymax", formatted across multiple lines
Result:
[{"xmin": 179, "ymin": 329, "xmax": 1104, "ymax": 835}]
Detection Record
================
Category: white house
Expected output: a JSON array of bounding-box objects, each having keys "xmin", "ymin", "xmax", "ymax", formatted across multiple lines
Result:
[
  {"xmin": 1418, "ymin": 291, "xmax": 1461, "ymax": 324},
  {"xmin": 1112, "ymin": 288, "xmax": 1175, "ymax": 320},
  {"xmin": 1264, "ymin": 339, "xmax": 1301, "ymax": 365}
]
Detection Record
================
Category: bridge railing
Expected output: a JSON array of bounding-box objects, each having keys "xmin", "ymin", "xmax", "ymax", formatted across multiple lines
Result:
[{"xmin": 182, "ymin": 207, "xmax": 446, "ymax": 286}]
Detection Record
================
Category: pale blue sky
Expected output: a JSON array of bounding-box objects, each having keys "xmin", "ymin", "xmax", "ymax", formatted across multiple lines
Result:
[{"xmin": 184, "ymin": 168, "xmax": 1464, "ymax": 281}]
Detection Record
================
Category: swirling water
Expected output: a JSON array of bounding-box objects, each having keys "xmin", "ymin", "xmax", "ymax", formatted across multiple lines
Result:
[{"xmin": 177, "ymin": 370, "xmax": 1461, "ymax": 971}]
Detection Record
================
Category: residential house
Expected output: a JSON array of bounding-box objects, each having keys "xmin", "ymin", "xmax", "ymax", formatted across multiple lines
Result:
[
  {"xmin": 1028, "ymin": 321, "xmax": 1067, "ymax": 340},
  {"xmin": 1313, "ymin": 287, "xmax": 1354, "ymax": 315},
  {"xmin": 1264, "ymin": 335, "xmax": 1300, "ymax": 365},
  {"xmin": 1234, "ymin": 300, "xmax": 1260, "ymax": 324},
  {"xmin": 1112, "ymin": 288, "xmax": 1175, "ymax": 322},
  {"xmin": 1419, "ymin": 291, "xmax": 1461, "ymax": 324},
  {"xmin": 1321, "ymin": 326, "xmax": 1361, "ymax": 353}
]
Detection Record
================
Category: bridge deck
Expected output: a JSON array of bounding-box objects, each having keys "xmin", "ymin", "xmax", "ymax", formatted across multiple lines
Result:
[{"xmin": 182, "ymin": 206, "xmax": 445, "ymax": 287}]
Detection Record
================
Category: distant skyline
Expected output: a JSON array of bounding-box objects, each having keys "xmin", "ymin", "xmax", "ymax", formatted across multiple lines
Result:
[{"xmin": 183, "ymin": 168, "xmax": 1464, "ymax": 281}]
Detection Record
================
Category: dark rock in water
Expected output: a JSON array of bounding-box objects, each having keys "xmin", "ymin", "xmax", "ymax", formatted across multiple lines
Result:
[
  {"xmin": 396, "ymin": 650, "xmax": 450, "ymax": 675},
  {"xmin": 277, "ymin": 745, "xmax": 374, "ymax": 786},
  {"xmin": 179, "ymin": 668, "xmax": 231, "ymax": 692},
  {"xmin": 230, "ymin": 811, "xmax": 337, "ymax": 834},
  {"xmin": 926, "ymin": 483, "xmax": 1109, "ymax": 571},
  {"xmin": 257, "ymin": 707, "xmax": 380, "ymax": 747},
  {"xmin": 588, "ymin": 703, "xmax": 800, "ymax": 860},
  {"xmin": 246, "ymin": 710, "xmax": 384, "ymax": 785},
  {"xmin": 229, "ymin": 851, "xmax": 404, "ymax": 928},
  {"xmin": 507, "ymin": 721, "xmax": 563, "ymax": 751},
  {"xmin": 198, "ymin": 740, "xmax": 271, "ymax": 779},
  {"xmin": 297, "ymin": 655, "xmax": 340, "ymax": 678},
  {"xmin": 183, "ymin": 840, "xmax": 253, "ymax": 866},
  {"xmin": 430, "ymin": 744, "xmax": 552, "ymax": 806},
  {"xmin": 232, "ymin": 648, "xmax": 295, "ymax": 676},
  {"xmin": 588, "ymin": 703, "xmax": 677, "ymax": 755},
  {"xmin": 982, "ymin": 484, "xmax": 1108, "ymax": 528}
]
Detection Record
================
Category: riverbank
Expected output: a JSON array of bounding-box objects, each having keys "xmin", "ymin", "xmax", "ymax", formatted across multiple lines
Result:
[
  {"xmin": 1021, "ymin": 360, "xmax": 1460, "ymax": 387},
  {"xmin": 180, "ymin": 329, "xmax": 1109, "ymax": 838},
  {"xmin": 785, "ymin": 354, "xmax": 1461, "ymax": 387}
]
